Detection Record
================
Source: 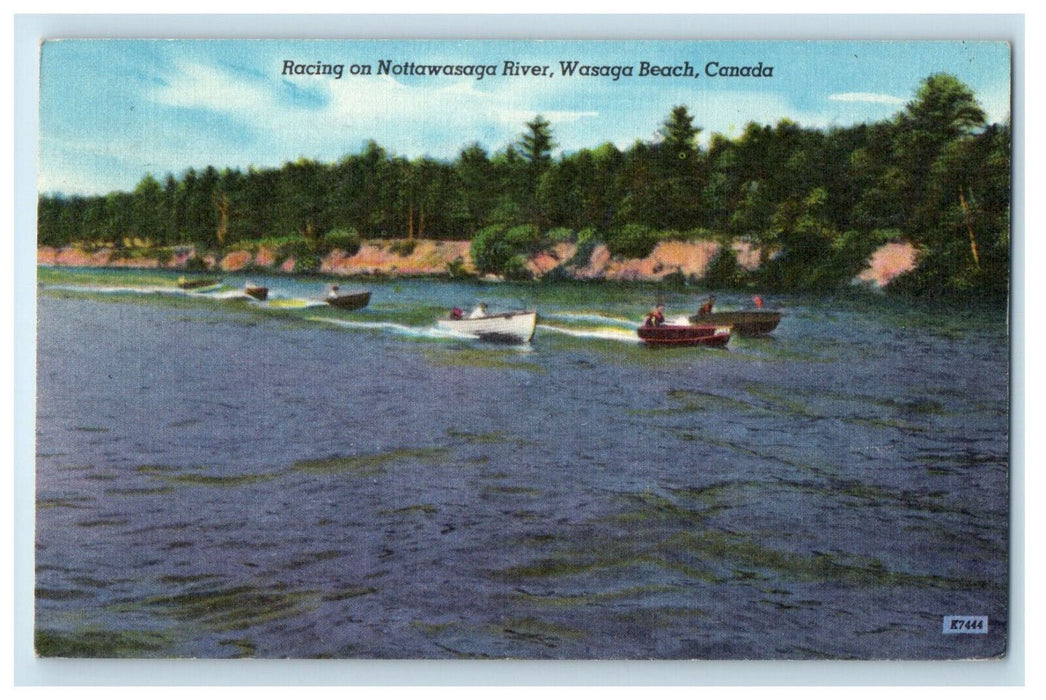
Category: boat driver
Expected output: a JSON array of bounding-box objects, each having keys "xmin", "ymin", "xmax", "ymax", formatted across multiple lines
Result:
[
  {"xmin": 645, "ymin": 303, "xmax": 666, "ymax": 327},
  {"xmin": 697, "ymin": 295, "xmax": 716, "ymax": 316}
]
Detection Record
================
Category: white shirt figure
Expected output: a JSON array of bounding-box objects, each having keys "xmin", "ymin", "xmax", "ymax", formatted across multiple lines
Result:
[{"xmin": 468, "ymin": 304, "xmax": 487, "ymax": 319}]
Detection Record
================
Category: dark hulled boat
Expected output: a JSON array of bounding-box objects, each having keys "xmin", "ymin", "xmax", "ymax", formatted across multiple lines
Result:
[
  {"xmin": 244, "ymin": 285, "xmax": 269, "ymax": 301},
  {"xmin": 688, "ymin": 310, "xmax": 782, "ymax": 336},
  {"xmin": 637, "ymin": 324, "xmax": 732, "ymax": 347},
  {"xmin": 325, "ymin": 290, "xmax": 371, "ymax": 310},
  {"xmin": 177, "ymin": 277, "xmax": 221, "ymax": 290}
]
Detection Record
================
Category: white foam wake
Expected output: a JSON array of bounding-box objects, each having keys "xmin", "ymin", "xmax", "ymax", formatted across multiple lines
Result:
[
  {"xmin": 307, "ymin": 316, "xmax": 468, "ymax": 340},
  {"xmin": 45, "ymin": 284, "xmax": 187, "ymax": 296},
  {"xmin": 536, "ymin": 324, "xmax": 641, "ymax": 343},
  {"xmin": 542, "ymin": 311, "xmax": 640, "ymax": 328}
]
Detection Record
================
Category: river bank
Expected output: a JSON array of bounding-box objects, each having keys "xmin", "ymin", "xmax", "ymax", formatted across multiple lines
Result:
[{"xmin": 37, "ymin": 238, "xmax": 918, "ymax": 288}]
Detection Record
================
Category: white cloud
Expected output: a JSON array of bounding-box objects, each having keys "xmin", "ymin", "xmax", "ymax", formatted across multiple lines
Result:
[
  {"xmin": 828, "ymin": 92, "xmax": 905, "ymax": 105},
  {"xmin": 149, "ymin": 60, "xmax": 274, "ymax": 115}
]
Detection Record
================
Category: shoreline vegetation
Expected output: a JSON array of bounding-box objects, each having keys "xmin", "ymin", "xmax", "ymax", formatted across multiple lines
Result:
[
  {"xmin": 36, "ymin": 237, "xmax": 920, "ymax": 291},
  {"xmin": 38, "ymin": 74, "xmax": 1010, "ymax": 302}
]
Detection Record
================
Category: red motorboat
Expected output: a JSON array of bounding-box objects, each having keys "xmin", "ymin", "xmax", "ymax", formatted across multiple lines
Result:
[{"xmin": 637, "ymin": 323, "xmax": 732, "ymax": 347}]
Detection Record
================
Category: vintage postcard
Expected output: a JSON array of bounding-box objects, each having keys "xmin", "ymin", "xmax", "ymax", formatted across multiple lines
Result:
[{"xmin": 32, "ymin": 36, "xmax": 1012, "ymax": 663}]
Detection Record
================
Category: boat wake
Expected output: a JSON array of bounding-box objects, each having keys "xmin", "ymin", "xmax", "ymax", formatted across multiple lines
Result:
[
  {"xmin": 537, "ymin": 324, "xmax": 641, "ymax": 343},
  {"xmin": 542, "ymin": 311, "xmax": 639, "ymax": 328},
  {"xmin": 207, "ymin": 289, "xmax": 257, "ymax": 301},
  {"xmin": 307, "ymin": 316, "xmax": 469, "ymax": 340},
  {"xmin": 46, "ymin": 284, "xmax": 194, "ymax": 297},
  {"xmin": 266, "ymin": 298, "xmax": 328, "ymax": 309},
  {"xmin": 43, "ymin": 284, "xmax": 333, "ymax": 309}
]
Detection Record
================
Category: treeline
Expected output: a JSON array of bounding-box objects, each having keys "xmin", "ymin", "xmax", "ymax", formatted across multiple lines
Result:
[{"xmin": 38, "ymin": 73, "xmax": 1010, "ymax": 298}]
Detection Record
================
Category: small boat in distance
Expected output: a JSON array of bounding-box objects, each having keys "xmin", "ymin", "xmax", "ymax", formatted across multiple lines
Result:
[
  {"xmin": 689, "ymin": 295, "xmax": 782, "ymax": 335},
  {"xmin": 688, "ymin": 310, "xmax": 782, "ymax": 336},
  {"xmin": 244, "ymin": 284, "xmax": 268, "ymax": 301},
  {"xmin": 437, "ymin": 305, "xmax": 538, "ymax": 343},
  {"xmin": 177, "ymin": 276, "xmax": 221, "ymax": 291},
  {"xmin": 637, "ymin": 323, "xmax": 732, "ymax": 347},
  {"xmin": 325, "ymin": 285, "xmax": 371, "ymax": 310}
]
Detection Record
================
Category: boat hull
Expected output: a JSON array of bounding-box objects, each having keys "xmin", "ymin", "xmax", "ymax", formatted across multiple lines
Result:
[
  {"xmin": 437, "ymin": 311, "xmax": 538, "ymax": 343},
  {"xmin": 244, "ymin": 286, "xmax": 268, "ymax": 301},
  {"xmin": 688, "ymin": 310, "xmax": 782, "ymax": 335},
  {"xmin": 326, "ymin": 291, "xmax": 371, "ymax": 310},
  {"xmin": 637, "ymin": 324, "xmax": 732, "ymax": 347},
  {"xmin": 178, "ymin": 278, "xmax": 221, "ymax": 290}
]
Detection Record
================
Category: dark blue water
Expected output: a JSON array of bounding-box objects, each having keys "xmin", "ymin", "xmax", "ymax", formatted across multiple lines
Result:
[{"xmin": 35, "ymin": 270, "xmax": 1009, "ymax": 659}]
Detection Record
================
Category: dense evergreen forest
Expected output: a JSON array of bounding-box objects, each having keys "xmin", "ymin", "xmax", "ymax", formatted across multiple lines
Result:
[{"xmin": 38, "ymin": 74, "xmax": 1011, "ymax": 299}]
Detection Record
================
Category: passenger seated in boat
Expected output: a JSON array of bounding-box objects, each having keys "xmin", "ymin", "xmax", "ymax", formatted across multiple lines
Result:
[
  {"xmin": 328, "ymin": 284, "xmax": 340, "ymax": 299},
  {"xmin": 450, "ymin": 307, "xmax": 464, "ymax": 319},
  {"xmin": 753, "ymin": 295, "xmax": 763, "ymax": 308},
  {"xmin": 645, "ymin": 303, "xmax": 666, "ymax": 327},
  {"xmin": 468, "ymin": 303, "xmax": 488, "ymax": 319},
  {"xmin": 697, "ymin": 295, "xmax": 716, "ymax": 316}
]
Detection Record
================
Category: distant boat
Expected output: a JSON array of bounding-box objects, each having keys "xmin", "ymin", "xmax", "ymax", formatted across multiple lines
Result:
[
  {"xmin": 637, "ymin": 323, "xmax": 732, "ymax": 347},
  {"xmin": 688, "ymin": 310, "xmax": 782, "ymax": 336},
  {"xmin": 244, "ymin": 285, "xmax": 268, "ymax": 301},
  {"xmin": 437, "ymin": 310, "xmax": 538, "ymax": 343},
  {"xmin": 177, "ymin": 277, "xmax": 221, "ymax": 291},
  {"xmin": 325, "ymin": 289, "xmax": 371, "ymax": 310}
]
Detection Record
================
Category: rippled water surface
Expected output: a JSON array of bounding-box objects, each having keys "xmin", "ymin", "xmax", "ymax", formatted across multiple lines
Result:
[{"xmin": 35, "ymin": 268, "xmax": 1009, "ymax": 659}]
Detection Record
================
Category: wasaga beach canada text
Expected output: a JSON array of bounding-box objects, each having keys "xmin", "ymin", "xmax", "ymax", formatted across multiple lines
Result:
[{"xmin": 280, "ymin": 58, "xmax": 774, "ymax": 81}]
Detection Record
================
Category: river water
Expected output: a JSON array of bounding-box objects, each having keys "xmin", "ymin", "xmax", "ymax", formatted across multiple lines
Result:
[{"xmin": 34, "ymin": 268, "xmax": 1009, "ymax": 659}]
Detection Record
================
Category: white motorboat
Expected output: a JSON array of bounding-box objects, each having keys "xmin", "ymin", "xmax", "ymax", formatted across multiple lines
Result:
[{"xmin": 437, "ymin": 310, "xmax": 538, "ymax": 343}]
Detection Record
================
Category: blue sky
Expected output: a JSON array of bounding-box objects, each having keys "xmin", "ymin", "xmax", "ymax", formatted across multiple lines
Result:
[{"xmin": 38, "ymin": 39, "xmax": 1012, "ymax": 196}]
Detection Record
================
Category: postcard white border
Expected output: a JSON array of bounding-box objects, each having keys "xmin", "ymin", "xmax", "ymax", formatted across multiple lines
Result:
[{"xmin": 11, "ymin": 11, "xmax": 1028, "ymax": 688}]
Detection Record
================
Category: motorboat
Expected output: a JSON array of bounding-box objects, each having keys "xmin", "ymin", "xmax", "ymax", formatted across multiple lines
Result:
[
  {"xmin": 688, "ymin": 310, "xmax": 782, "ymax": 336},
  {"xmin": 325, "ymin": 289, "xmax": 371, "ymax": 310},
  {"xmin": 244, "ymin": 285, "xmax": 268, "ymax": 301},
  {"xmin": 637, "ymin": 323, "xmax": 731, "ymax": 347},
  {"xmin": 437, "ymin": 309, "xmax": 538, "ymax": 343}
]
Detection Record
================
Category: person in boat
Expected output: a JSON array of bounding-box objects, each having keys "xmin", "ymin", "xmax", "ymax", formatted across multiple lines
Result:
[
  {"xmin": 753, "ymin": 295, "xmax": 763, "ymax": 308},
  {"xmin": 468, "ymin": 303, "xmax": 488, "ymax": 319},
  {"xmin": 697, "ymin": 295, "xmax": 716, "ymax": 316},
  {"xmin": 645, "ymin": 303, "xmax": 666, "ymax": 327},
  {"xmin": 450, "ymin": 307, "xmax": 464, "ymax": 319},
  {"xmin": 328, "ymin": 284, "xmax": 340, "ymax": 299}
]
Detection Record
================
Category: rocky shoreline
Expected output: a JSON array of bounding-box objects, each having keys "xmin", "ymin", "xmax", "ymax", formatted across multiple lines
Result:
[{"xmin": 37, "ymin": 238, "xmax": 917, "ymax": 288}]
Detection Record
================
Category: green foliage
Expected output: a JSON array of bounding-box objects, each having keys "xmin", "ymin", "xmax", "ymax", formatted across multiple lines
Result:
[
  {"xmin": 564, "ymin": 228, "xmax": 600, "ymax": 269},
  {"xmin": 37, "ymin": 77, "xmax": 1009, "ymax": 299},
  {"xmin": 319, "ymin": 229, "xmax": 361, "ymax": 256},
  {"xmin": 660, "ymin": 105, "xmax": 701, "ymax": 154},
  {"xmin": 545, "ymin": 227, "xmax": 575, "ymax": 243},
  {"xmin": 604, "ymin": 223, "xmax": 660, "ymax": 259},
  {"xmin": 470, "ymin": 225, "xmax": 513, "ymax": 275},
  {"xmin": 504, "ymin": 224, "xmax": 542, "ymax": 250},
  {"xmin": 679, "ymin": 227, "xmax": 715, "ymax": 242},
  {"xmin": 275, "ymin": 236, "xmax": 316, "ymax": 263},
  {"xmin": 389, "ymin": 239, "xmax": 418, "ymax": 257},
  {"xmin": 502, "ymin": 255, "xmax": 533, "ymax": 281},
  {"xmin": 470, "ymin": 223, "xmax": 540, "ymax": 276},
  {"xmin": 446, "ymin": 256, "xmax": 470, "ymax": 279},
  {"xmin": 703, "ymin": 245, "xmax": 749, "ymax": 288},
  {"xmin": 232, "ymin": 234, "xmax": 323, "ymax": 272},
  {"xmin": 519, "ymin": 115, "xmax": 556, "ymax": 164},
  {"xmin": 184, "ymin": 254, "xmax": 209, "ymax": 272}
]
